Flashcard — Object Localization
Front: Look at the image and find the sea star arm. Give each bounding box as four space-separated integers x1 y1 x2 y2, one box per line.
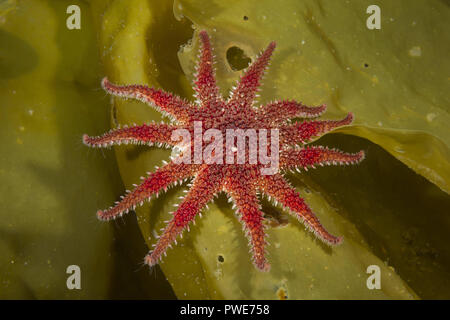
194 31 222 106
82 122 179 148
226 180 270 272
280 146 365 171
280 112 354 144
96 162 198 221
258 174 342 245
228 41 276 111
257 100 327 125
101 77 193 123
145 165 223 266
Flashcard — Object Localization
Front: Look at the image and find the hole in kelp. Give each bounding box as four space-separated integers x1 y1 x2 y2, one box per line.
226 46 251 71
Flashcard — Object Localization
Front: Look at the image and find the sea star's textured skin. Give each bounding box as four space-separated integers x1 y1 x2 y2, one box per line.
83 31 365 271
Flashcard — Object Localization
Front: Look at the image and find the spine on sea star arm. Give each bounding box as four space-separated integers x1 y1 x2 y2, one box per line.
259 174 343 245
228 41 276 111
194 31 221 106
258 100 327 125
280 146 365 171
227 182 270 272
144 165 223 266
101 77 193 123
281 112 354 144
82 123 178 148
96 163 195 221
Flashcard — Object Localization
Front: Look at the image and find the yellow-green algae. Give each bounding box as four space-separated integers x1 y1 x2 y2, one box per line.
0 0 120 298
174 0 450 194
2 0 449 299
0 0 175 299
91 0 450 299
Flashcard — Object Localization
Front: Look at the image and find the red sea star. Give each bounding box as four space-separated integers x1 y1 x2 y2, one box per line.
83 31 365 271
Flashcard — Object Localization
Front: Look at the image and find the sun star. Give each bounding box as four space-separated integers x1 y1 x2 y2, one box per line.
83 31 365 272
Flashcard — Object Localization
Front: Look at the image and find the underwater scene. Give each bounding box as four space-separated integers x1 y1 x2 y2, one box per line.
0 0 449 300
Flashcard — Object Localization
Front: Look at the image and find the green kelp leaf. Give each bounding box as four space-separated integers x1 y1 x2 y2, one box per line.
94 0 418 299
91 0 208 299
0 0 123 298
306 133 450 299
175 0 450 194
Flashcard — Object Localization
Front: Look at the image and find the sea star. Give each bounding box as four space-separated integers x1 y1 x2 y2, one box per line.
83 31 365 271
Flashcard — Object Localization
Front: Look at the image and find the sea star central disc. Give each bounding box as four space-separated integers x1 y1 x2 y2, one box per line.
83 31 365 271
